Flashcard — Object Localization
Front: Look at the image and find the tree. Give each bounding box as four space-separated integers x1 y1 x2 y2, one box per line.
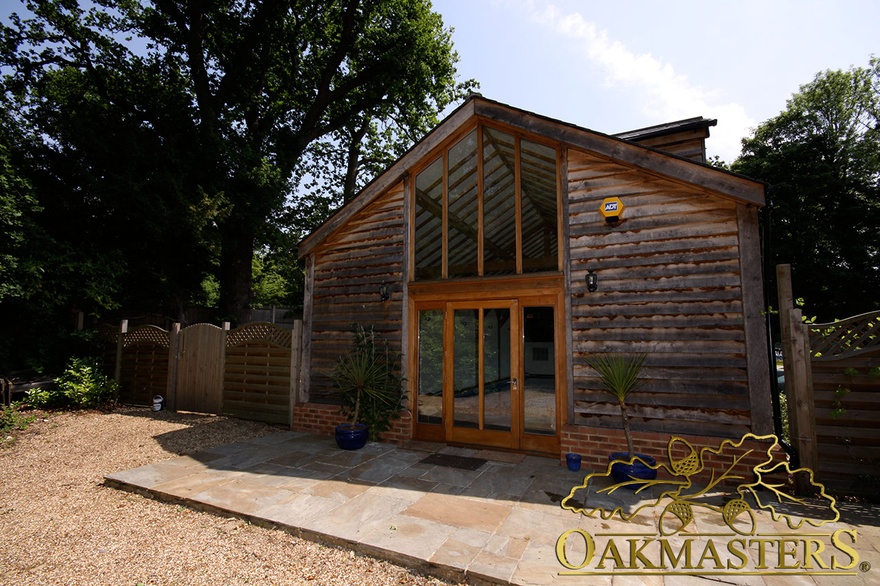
132 0 471 321
733 58 880 320
2 0 473 324
2 1 218 319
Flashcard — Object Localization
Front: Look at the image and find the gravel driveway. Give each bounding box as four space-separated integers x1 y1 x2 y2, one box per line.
0 406 461 585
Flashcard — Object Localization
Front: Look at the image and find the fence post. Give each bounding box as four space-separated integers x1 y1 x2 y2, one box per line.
167 323 181 411
776 264 819 493
290 320 303 429
785 310 819 485
220 321 230 416
114 319 128 385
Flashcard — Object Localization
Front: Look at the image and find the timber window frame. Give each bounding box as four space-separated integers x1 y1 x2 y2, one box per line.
410 120 563 282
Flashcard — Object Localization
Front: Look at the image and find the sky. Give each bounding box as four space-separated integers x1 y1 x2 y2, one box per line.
432 0 879 162
1 0 876 162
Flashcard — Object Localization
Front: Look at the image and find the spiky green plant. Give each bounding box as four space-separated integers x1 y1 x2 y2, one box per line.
330 325 405 441
586 352 647 458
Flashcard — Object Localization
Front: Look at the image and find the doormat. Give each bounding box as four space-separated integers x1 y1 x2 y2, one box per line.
420 453 488 471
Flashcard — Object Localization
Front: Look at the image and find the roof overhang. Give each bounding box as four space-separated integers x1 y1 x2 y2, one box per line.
298 96 764 258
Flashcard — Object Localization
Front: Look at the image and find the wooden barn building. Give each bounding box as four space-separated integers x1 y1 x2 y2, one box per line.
295 95 773 465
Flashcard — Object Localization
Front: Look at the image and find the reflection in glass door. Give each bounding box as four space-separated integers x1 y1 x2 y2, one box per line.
522 306 556 436
448 302 517 448
416 309 443 426
452 307 512 432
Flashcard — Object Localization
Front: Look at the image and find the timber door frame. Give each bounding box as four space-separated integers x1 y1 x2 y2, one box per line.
445 299 520 450
409 275 565 455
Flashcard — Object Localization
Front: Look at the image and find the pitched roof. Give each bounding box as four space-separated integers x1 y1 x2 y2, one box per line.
614 116 717 141
298 95 763 258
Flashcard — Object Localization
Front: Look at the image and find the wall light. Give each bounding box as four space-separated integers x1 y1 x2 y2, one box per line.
586 270 598 293
379 283 390 302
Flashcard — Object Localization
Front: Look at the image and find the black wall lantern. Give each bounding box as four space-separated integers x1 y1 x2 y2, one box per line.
586 270 598 293
379 283 390 302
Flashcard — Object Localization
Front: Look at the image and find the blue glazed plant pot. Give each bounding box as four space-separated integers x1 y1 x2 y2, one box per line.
565 453 582 471
609 452 658 488
335 423 369 450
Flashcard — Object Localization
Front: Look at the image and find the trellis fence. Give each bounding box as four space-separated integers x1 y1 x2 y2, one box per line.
777 265 880 498
99 320 302 425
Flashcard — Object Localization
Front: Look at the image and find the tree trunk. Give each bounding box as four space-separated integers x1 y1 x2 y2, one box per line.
342 119 370 203
218 224 254 324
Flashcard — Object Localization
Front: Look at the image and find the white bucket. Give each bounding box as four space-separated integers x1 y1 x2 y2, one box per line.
152 395 164 411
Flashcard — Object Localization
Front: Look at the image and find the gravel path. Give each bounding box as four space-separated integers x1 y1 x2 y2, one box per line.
0 407 461 585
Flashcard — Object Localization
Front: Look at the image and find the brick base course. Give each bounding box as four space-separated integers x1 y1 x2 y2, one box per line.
560 424 783 487
291 402 413 444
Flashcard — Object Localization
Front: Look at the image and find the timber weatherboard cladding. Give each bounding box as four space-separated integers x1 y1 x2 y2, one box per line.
567 149 753 437
307 184 406 403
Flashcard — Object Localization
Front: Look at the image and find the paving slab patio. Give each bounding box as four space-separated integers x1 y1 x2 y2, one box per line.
104 431 880 585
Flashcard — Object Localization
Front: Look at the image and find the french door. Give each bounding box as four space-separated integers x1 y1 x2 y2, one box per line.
413 294 561 454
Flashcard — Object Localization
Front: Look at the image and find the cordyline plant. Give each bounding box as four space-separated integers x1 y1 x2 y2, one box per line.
330 324 405 441
586 352 647 459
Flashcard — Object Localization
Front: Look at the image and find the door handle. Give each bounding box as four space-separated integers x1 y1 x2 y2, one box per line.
511 378 518 389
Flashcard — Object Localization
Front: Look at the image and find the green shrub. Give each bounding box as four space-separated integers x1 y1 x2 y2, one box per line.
27 357 118 409
1 403 37 440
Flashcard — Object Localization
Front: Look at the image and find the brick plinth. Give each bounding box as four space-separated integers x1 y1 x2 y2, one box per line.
291 403 413 444
560 424 783 486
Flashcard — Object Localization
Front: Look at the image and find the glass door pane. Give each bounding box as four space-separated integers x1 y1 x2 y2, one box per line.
522 306 556 435
483 308 512 431
453 309 480 429
417 309 443 424
452 306 513 433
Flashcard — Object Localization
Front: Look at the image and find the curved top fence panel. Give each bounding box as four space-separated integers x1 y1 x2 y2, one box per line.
809 310 880 360
123 325 170 348
226 322 292 349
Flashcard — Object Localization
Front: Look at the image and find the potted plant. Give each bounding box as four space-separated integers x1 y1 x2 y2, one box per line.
330 324 405 449
586 352 657 486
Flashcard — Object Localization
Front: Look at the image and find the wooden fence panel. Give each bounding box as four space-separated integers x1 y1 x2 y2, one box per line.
175 323 225 414
807 311 880 499
110 320 301 425
223 322 293 425
118 325 170 405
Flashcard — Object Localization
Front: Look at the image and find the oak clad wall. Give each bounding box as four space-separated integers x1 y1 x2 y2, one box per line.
303 183 406 404
567 149 755 438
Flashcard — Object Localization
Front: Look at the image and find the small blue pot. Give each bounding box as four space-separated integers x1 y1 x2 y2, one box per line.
335 423 369 450
609 452 658 488
565 453 582 471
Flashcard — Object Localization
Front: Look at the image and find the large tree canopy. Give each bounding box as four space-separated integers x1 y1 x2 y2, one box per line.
2 0 470 319
733 58 880 321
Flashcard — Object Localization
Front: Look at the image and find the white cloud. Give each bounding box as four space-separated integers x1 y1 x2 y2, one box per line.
523 0 755 161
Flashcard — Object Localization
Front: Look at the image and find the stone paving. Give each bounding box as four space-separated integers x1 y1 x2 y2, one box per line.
105 430 880 585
